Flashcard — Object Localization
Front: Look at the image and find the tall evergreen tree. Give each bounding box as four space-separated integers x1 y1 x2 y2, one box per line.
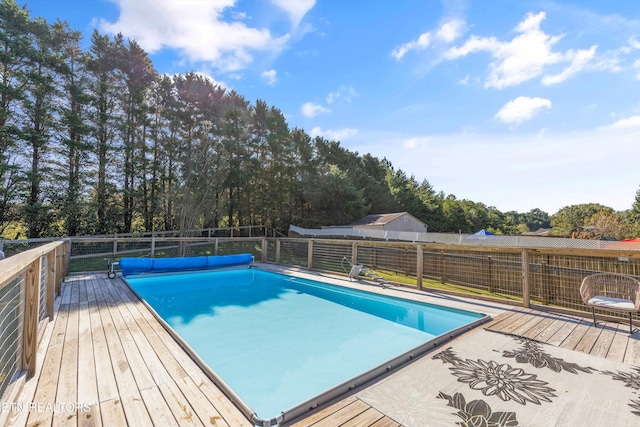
0 0 32 234
19 15 68 237
221 90 250 228
54 21 90 236
117 38 155 233
86 31 122 234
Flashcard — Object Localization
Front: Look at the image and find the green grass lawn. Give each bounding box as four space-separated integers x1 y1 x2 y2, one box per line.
371 268 524 302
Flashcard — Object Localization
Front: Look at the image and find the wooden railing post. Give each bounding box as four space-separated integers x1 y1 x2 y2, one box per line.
522 248 530 308
416 244 423 290
151 235 156 258
261 238 267 262
276 239 281 264
46 250 55 320
351 242 357 264
55 246 63 295
23 259 41 378
307 239 313 270
214 238 219 255
487 255 494 293
65 239 71 276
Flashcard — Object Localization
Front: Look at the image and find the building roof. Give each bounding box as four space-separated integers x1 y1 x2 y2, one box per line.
523 228 552 236
348 212 413 227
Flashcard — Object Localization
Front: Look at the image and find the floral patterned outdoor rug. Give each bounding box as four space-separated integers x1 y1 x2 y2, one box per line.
357 329 640 426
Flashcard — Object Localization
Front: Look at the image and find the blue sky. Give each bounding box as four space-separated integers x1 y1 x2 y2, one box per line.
23 0 640 215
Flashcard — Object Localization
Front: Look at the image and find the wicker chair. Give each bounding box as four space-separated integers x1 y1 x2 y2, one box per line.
580 273 640 333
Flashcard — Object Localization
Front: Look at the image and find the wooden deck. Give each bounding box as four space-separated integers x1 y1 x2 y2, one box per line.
9 276 640 427
484 307 640 364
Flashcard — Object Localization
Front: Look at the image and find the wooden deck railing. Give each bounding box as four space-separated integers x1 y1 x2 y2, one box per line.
270 238 640 323
0 240 70 414
52 234 640 323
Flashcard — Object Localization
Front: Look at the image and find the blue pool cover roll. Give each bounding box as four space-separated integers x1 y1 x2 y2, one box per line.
119 253 253 276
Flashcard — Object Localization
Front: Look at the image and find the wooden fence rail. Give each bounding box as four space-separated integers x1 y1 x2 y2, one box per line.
0 240 69 422
268 238 640 323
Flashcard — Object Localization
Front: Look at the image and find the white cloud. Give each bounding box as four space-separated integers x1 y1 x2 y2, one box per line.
301 102 331 117
495 96 552 125
602 115 640 129
630 37 640 49
392 32 431 60
392 19 465 60
309 127 358 141
99 0 290 72
351 127 640 214
402 137 430 149
261 69 277 85
633 60 640 80
444 12 597 89
436 19 465 43
326 85 358 104
269 0 315 27
542 46 597 85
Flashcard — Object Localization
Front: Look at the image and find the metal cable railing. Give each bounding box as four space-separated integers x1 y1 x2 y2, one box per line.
0 274 24 398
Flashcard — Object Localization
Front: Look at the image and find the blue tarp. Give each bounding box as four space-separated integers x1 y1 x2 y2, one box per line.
473 229 495 236
119 253 253 276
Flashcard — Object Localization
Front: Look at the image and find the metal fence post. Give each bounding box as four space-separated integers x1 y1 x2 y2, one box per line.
308 239 313 270
261 238 267 262
276 239 281 264
113 232 118 255
214 238 219 255
151 236 156 258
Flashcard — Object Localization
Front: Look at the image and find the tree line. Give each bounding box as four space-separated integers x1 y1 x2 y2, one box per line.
1 0 638 240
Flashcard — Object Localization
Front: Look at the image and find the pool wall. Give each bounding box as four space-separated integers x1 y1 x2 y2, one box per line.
125 265 491 426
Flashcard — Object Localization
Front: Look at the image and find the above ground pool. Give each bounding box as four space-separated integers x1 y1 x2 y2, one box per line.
126 267 488 426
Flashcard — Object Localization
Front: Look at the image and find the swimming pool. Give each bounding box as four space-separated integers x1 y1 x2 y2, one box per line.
126 267 488 425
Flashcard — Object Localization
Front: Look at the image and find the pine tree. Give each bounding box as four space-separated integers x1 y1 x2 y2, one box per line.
0 0 32 234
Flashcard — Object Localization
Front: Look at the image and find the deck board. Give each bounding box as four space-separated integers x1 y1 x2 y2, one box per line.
287 396 358 427
606 329 629 362
507 311 552 336
139 386 181 427
486 308 640 363
305 399 370 426
85 280 119 403
52 281 80 427
26 282 71 427
623 333 640 365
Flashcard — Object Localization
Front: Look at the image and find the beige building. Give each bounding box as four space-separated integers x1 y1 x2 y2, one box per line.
329 212 428 233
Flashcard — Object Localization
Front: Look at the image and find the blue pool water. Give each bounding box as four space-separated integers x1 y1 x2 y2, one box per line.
127 268 485 419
